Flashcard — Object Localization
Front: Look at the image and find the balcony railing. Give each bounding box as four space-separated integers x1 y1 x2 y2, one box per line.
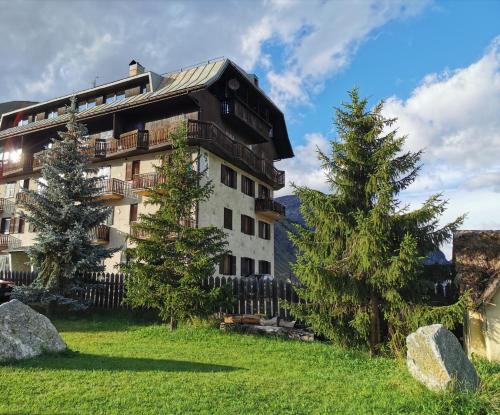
0 234 21 251
90 224 110 245
2 154 33 177
131 173 167 195
186 120 285 189
95 178 130 201
106 130 149 156
255 198 286 219
15 191 33 206
129 218 196 240
221 97 272 143
32 151 44 171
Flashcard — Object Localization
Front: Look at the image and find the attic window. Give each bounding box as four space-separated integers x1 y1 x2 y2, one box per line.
47 110 58 119
78 99 96 111
17 117 29 127
105 91 125 104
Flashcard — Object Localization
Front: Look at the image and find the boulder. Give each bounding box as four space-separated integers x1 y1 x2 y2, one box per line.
0 299 66 362
406 324 479 391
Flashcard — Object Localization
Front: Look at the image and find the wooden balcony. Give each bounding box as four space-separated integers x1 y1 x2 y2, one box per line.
221 97 272 144
2 154 33 177
186 120 285 189
129 218 196 240
90 224 110 245
15 191 33 206
0 199 6 215
32 151 44 172
131 173 166 196
0 235 21 251
255 198 286 220
106 130 149 157
95 178 129 201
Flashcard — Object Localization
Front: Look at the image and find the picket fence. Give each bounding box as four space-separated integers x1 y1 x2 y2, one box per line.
0 271 301 317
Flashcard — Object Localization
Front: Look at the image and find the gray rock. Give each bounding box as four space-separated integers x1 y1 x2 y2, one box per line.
0 299 66 362
406 324 479 391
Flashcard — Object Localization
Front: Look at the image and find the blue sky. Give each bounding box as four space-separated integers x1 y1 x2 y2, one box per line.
0 0 498 257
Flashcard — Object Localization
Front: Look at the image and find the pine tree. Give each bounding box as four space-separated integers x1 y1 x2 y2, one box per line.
289 89 467 355
18 97 116 296
121 123 229 329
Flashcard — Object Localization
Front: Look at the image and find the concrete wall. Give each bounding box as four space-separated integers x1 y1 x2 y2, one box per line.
0 148 276 276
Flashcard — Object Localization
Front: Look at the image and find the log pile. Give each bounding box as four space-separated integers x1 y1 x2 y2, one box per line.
221 314 314 342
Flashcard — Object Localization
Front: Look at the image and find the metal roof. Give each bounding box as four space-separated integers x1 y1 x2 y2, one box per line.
0 59 228 140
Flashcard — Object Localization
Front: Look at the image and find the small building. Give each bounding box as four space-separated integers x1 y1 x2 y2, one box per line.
453 230 500 362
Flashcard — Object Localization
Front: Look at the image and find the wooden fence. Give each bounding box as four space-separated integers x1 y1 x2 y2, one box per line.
0 271 301 317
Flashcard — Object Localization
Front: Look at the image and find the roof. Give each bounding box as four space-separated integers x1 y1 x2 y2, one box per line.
453 230 500 307
0 59 227 139
0 101 38 116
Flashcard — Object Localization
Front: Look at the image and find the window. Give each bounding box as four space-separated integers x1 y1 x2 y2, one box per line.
47 110 58 119
259 260 271 275
258 184 270 199
17 118 29 127
129 204 138 223
116 91 125 101
221 165 237 188
241 257 255 277
258 221 271 240
0 218 10 234
21 179 29 190
223 208 233 230
97 166 111 179
4 182 16 198
105 93 116 104
241 175 255 197
219 255 236 275
241 215 255 235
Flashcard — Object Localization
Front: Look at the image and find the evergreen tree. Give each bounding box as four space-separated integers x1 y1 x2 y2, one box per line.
121 123 229 329
18 97 116 295
289 89 467 355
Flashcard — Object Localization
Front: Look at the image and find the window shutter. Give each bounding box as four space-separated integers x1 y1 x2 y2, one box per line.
125 162 133 181
231 256 236 275
57 107 65 116
18 217 25 234
36 112 45 121
9 216 16 234
129 204 138 223
132 160 140 176
95 96 104 105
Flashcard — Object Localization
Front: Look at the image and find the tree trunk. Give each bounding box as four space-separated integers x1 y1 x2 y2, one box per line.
369 291 381 356
170 315 178 331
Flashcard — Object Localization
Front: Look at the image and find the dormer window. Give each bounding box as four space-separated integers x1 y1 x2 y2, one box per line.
17 117 29 127
105 91 125 104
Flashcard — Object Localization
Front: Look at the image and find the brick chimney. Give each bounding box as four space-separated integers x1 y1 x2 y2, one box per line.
129 60 145 77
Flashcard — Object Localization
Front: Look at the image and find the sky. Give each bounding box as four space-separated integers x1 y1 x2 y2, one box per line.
0 0 499 258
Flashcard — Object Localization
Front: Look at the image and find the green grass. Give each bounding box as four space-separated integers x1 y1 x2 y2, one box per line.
0 315 498 415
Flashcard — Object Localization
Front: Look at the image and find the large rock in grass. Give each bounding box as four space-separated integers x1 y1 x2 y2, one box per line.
0 299 66 362
406 324 479 391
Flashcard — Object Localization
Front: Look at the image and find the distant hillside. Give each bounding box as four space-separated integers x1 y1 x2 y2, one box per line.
0 101 38 116
274 194 449 281
274 195 302 281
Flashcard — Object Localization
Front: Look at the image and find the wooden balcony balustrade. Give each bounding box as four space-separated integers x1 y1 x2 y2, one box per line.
2 154 33 177
0 234 21 251
32 151 44 171
131 172 167 195
255 198 286 220
106 130 149 156
95 178 129 201
90 224 110 245
221 97 272 143
0 198 6 214
129 218 196 240
15 191 33 206
185 119 285 189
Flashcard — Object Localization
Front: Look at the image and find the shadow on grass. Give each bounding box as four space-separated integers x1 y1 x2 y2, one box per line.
5 351 242 373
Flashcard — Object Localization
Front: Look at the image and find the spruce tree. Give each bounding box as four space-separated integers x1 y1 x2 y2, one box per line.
18 97 115 295
121 123 229 329
289 89 467 355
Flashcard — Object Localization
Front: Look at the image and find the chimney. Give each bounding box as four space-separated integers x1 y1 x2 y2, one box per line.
129 60 145 77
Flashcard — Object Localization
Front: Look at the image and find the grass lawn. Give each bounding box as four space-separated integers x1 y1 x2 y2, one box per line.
0 315 498 415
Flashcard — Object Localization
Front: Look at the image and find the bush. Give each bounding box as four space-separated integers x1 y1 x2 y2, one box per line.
11 285 89 313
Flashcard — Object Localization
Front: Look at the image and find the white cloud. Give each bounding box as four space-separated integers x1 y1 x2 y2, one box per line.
0 0 428 108
275 132 329 195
